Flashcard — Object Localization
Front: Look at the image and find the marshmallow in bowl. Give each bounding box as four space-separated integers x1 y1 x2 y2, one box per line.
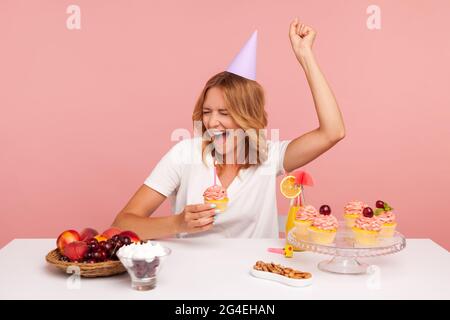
117 241 167 265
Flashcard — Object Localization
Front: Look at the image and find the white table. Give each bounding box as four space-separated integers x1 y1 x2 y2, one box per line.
0 238 448 299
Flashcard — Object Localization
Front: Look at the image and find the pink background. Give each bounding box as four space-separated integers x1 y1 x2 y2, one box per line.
1 0 449 249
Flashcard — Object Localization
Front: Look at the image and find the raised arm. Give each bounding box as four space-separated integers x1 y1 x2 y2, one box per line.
283 18 346 173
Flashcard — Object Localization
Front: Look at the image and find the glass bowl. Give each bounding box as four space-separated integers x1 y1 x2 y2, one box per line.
117 244 171 290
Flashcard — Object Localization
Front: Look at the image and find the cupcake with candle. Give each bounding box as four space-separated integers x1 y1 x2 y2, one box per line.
308 205 339 245
374 200 397 238
352 207 382 246
343 200 367 228
203 185 229 213
294 205 318 241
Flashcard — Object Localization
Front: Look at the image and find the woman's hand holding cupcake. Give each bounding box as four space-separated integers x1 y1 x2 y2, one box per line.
176 204 219 235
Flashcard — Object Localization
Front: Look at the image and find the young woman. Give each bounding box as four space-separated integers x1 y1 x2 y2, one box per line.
112 19 345 239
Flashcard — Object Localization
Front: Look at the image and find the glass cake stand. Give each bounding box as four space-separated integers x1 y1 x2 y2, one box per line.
287 222 406 274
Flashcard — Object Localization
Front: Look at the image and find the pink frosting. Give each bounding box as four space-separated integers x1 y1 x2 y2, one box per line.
311 214 339 231
354 216 382 231
295 205 318 221
377 211 396 224
203 185 227 200
344 200 367 215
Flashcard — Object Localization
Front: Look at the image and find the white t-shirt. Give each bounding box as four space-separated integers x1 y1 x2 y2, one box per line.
144 137 291 238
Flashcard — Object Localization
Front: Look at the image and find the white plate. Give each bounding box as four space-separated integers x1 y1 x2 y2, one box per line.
250 268 313 287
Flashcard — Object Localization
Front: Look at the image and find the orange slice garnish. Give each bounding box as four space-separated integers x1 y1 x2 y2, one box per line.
280 175 302 198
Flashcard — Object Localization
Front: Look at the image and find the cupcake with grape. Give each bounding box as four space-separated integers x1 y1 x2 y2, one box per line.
308 205 339 245
294 205 318 241
343 200 367 228
374 200 397 238
203 185 229 213
352 207 382 246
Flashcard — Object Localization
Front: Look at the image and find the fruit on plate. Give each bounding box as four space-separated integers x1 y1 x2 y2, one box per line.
102 227 122 239
56 230 80 253
56 227 141 263
63 241 89 262
79 228 98 241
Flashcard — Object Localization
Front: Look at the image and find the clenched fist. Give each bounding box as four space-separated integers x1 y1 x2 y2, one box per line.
289 18 317 63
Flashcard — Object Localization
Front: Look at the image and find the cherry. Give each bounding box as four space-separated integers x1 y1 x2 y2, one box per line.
376 200 385 209
122 236 131 245
98 250 108 261
133 261 149 279
88 242 99 252
319 205 331 215
92 251 102 261
112 235 121 242
363 207 374 218
104 242 113 253
87 238 98 245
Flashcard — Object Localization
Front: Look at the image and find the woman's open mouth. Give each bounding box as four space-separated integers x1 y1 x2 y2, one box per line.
210 130 230 142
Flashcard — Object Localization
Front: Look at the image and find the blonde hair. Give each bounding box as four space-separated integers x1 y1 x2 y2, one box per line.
192 71 268 171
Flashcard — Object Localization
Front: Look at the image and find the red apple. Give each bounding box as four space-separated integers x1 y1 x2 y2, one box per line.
63 241 88 262
56 230 80 253
120 231 140 243
102 227 122 239
79 227 98 241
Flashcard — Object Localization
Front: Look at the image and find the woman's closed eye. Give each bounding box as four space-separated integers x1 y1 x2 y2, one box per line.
203 110 229 116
